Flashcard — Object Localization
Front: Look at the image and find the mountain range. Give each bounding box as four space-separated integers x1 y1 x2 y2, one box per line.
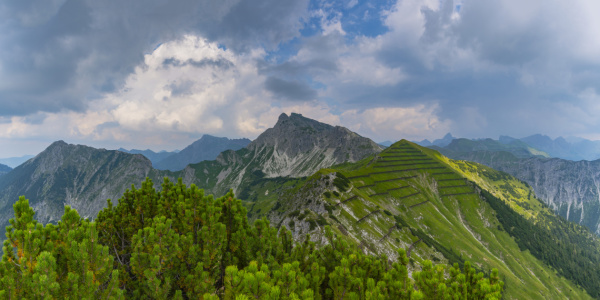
117 148 177 165
119 135 251 171
419 133 600 161
0 113 381 232
431 137 550 159
520 134 600 161
0 155 34 168
416 133 456 147
0 113 599 298
153 134 250 171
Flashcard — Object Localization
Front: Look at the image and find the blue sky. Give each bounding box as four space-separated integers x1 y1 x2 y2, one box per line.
1 0 600 157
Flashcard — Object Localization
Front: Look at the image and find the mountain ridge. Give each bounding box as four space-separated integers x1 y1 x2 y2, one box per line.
117 148 177 165
0 140 157 227
154 134 250 171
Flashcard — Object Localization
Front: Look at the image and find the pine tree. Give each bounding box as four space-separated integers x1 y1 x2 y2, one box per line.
0 178 504 299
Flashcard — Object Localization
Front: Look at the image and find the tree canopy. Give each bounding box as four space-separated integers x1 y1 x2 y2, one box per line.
0 177 503 299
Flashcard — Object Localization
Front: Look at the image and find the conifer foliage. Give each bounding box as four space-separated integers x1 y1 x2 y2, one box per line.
0 178 503 299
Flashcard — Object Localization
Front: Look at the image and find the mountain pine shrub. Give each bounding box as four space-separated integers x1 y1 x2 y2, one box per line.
0 177 503 299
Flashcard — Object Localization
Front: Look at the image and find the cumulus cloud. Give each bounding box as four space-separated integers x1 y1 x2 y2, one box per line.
0 0 309 116
0 36 343 152
340 104 451 141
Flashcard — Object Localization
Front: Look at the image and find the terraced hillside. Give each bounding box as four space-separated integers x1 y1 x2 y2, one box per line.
269 140 591 299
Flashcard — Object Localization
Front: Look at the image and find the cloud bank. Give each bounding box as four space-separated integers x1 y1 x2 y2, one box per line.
1 0 600 156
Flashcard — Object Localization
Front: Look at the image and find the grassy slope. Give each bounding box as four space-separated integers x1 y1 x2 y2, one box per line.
429 147 550 220
270 140 590 299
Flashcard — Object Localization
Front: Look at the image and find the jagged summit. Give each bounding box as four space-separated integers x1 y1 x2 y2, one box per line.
274 112 333 130
50 140 68 147
246 112 382 177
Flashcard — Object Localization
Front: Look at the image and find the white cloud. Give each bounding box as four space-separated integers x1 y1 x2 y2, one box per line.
337 50 405 86
314 9 346 36
340 103 451 141
347 0 358 9
382 0 438 46
0 36 274 150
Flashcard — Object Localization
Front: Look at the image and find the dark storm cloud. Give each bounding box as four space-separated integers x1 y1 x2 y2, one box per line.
0 0 309 116
264 76 317 101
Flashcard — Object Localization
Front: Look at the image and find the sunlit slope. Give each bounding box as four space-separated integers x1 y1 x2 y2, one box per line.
270 140 590 299
441 156 550 220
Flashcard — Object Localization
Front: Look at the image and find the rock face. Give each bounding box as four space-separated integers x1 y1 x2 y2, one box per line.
0 141 156 228
454 152 600 235
154 135 250 171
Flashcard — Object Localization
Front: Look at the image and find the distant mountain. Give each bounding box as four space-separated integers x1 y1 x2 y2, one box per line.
0 141 158 229
378 140 394 147
0 164 11 177
117 148 177 165
432 138 549 160
0 155 35 168
415 133 455 147
154 135 251 171
520 134 600 161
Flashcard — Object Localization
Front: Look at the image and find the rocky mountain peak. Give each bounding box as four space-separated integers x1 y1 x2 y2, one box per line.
244 112 382 177
0 141 154 226
272 113 333 132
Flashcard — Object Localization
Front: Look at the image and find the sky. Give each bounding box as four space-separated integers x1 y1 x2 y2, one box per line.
1 0 600 157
